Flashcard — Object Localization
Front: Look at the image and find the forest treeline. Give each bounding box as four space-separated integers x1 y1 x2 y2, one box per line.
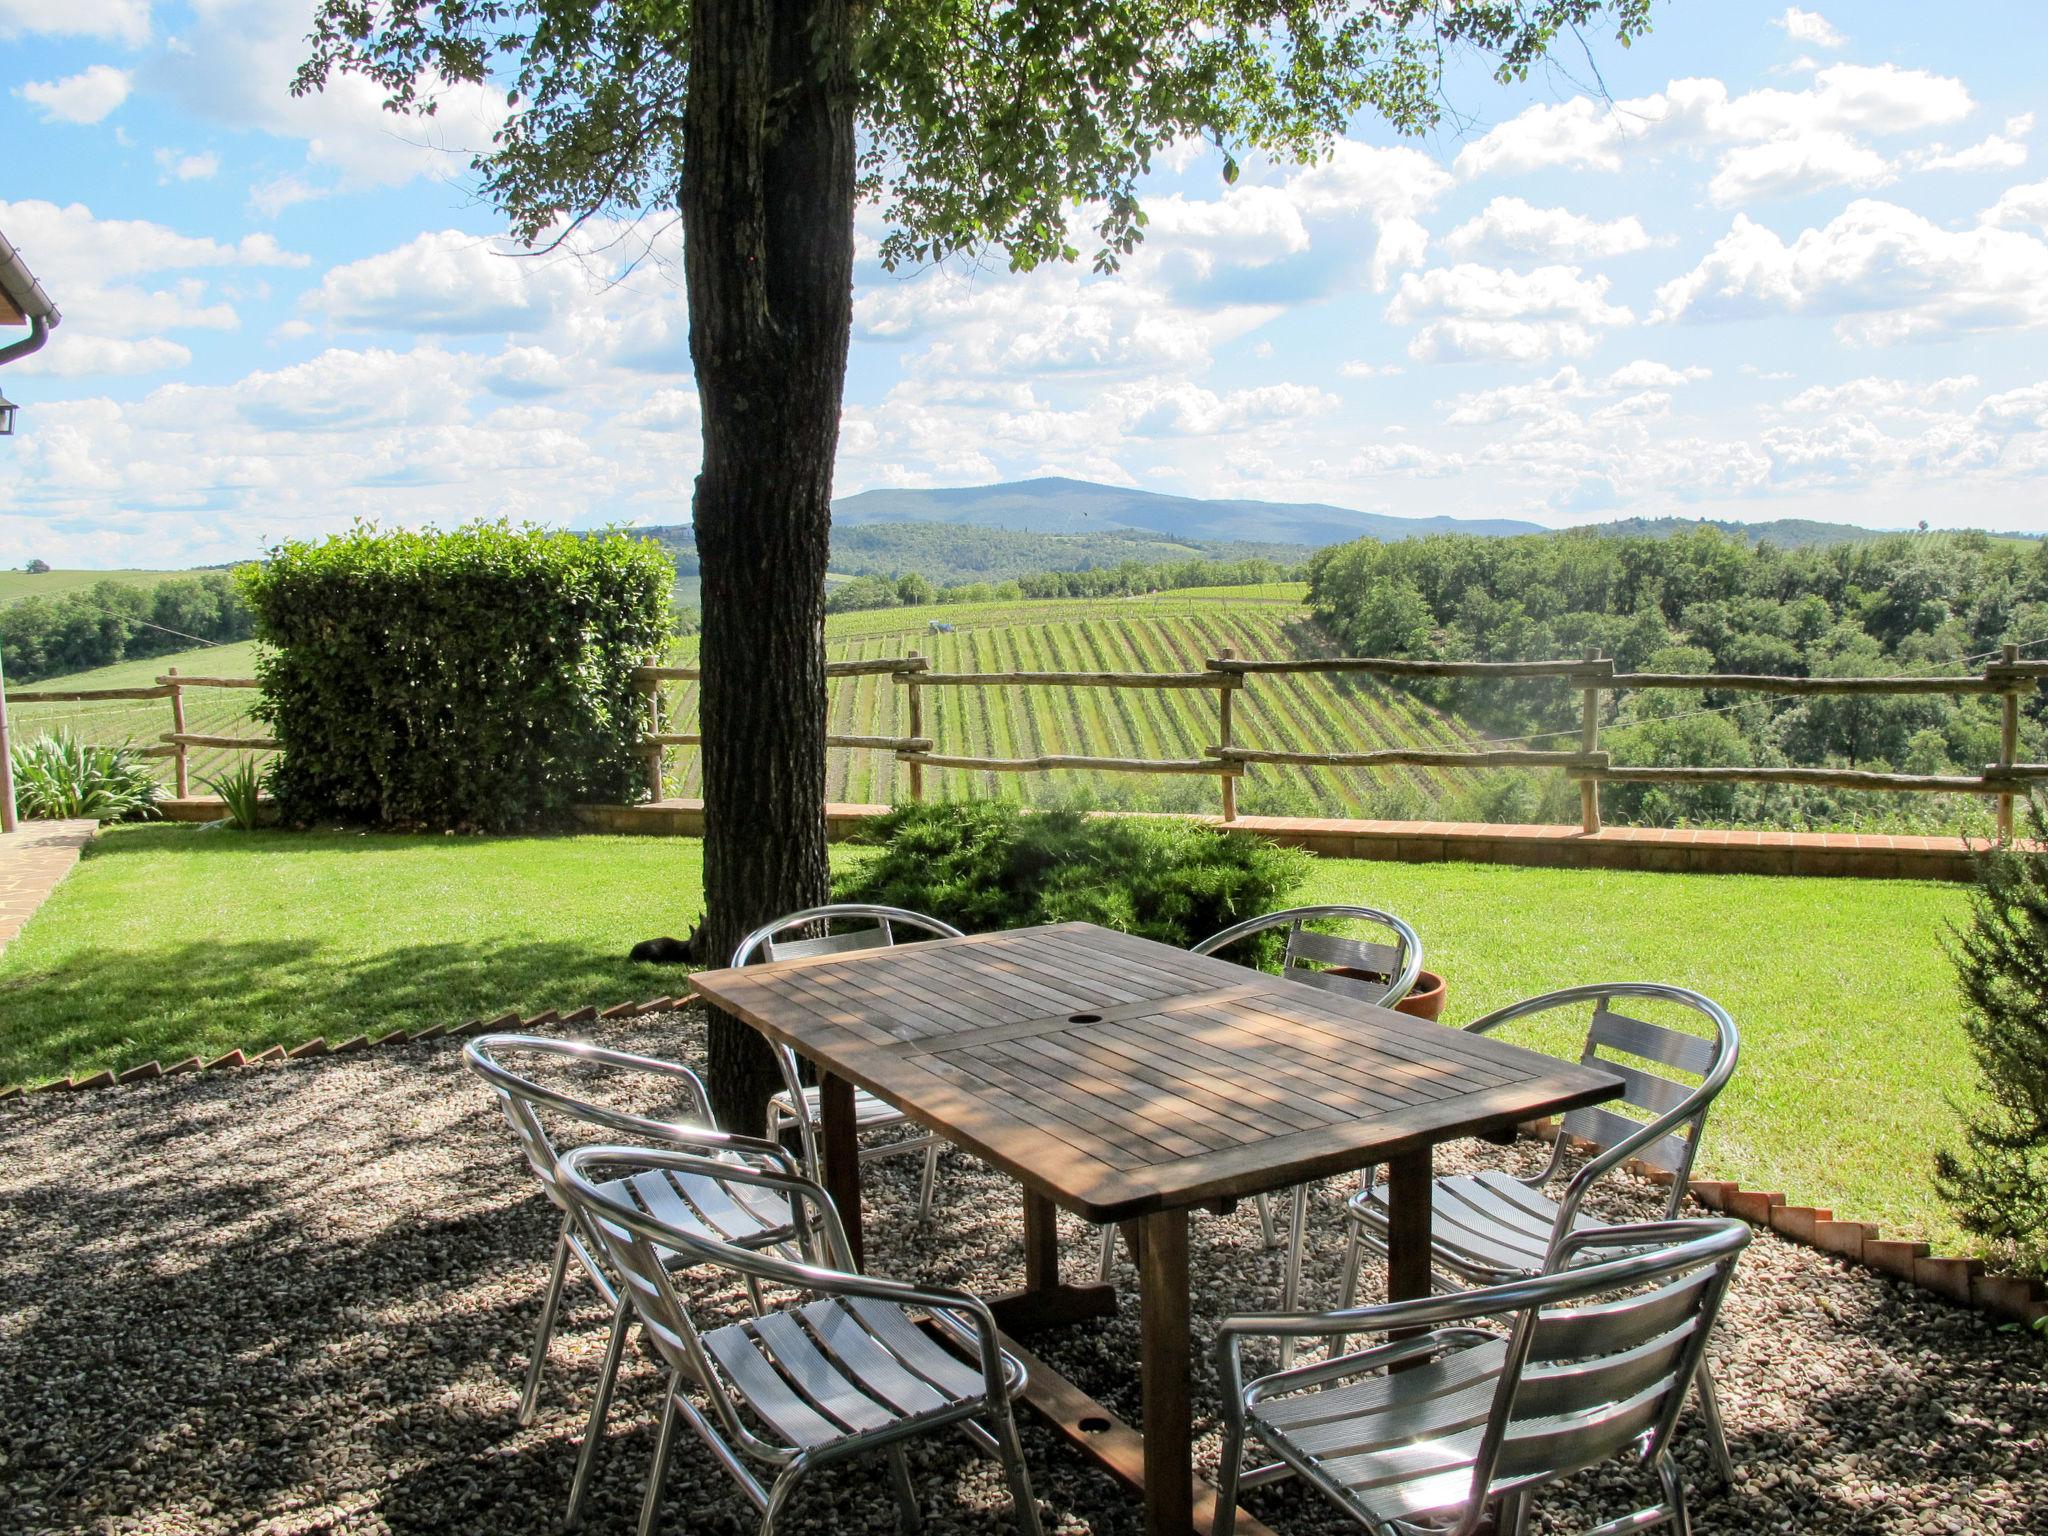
1308 526 2048 830
825 555 1301 613
0 573 254 683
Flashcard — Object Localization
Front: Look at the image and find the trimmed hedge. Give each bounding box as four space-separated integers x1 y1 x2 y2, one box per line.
241 522 673 831
832 801 1309 952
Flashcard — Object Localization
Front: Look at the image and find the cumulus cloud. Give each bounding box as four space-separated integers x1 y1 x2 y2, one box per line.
154 148 220 183
1443 197 1656 261
1655 201 2048 343
18 65 132 124
1456 65 1974 206
1983 178 2048 231
1387 264 1633 363
304 232 590 335
0 0 148 47
1911 133 2029 175
1774 8 1845 49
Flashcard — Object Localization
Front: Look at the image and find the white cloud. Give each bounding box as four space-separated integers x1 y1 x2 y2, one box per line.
18 65 132 125
1387 264 1633 363
1655 201 2048 344
154 148 220 183
1775 8 1845 49
1605 360 1711 390
1984 178 2048 231
1443 197 1656 261
305 231 589 335
0 199 308 285
1456 65 1974 207
15 336 193 377
1781 375 1980 415
1114 380 1338 437
1339 360 1403 379
0 0 148 47
1912 134 2029 175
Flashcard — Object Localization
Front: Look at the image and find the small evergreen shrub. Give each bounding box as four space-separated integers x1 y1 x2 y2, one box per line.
832 801 1309 950
1937 797 2048 1278
240 522 672 831
9 731 159 821
198 758 266 830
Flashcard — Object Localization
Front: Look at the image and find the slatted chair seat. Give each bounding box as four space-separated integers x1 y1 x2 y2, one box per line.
701 1295 1025 1452
1352 1169 1594 1282
1215 1220 1750 1536
768 1081 922 1137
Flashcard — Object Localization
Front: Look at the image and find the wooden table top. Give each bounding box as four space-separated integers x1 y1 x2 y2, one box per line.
690 922 1622 1223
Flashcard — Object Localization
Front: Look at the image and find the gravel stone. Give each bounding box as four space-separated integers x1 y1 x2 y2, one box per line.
1 1005 2042 1534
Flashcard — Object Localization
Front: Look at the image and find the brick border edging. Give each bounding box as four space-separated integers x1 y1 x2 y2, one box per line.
1522 1118 2048 1331
0 993 697 1100
5 1009 2040 1332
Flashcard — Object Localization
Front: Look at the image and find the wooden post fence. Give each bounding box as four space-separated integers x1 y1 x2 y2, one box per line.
1579 647 1601 835
906 651 925 803
1217 646 1237 823
643 662 665 801
0 636 15 833
1998 641 2020 842
166 666 189 799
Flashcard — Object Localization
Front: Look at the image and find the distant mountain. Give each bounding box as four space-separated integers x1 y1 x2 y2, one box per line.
1585 515 1891 549
632 520 1311 588
830 477 1544 546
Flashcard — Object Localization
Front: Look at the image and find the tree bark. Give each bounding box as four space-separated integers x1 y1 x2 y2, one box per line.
684 0 857 1128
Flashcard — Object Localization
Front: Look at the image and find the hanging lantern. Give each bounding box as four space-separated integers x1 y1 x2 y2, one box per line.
0 390 16 437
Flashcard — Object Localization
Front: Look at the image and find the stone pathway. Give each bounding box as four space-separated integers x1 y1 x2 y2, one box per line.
0 818 96 954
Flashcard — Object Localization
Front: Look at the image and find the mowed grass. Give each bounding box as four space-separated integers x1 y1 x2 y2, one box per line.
0 823 1976 1248
6 639 269 789
0 568 179 605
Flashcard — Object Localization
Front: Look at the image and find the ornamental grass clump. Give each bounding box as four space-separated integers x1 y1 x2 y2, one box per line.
9 731 159 821
832 800 1308 954
1938 796 2048 1280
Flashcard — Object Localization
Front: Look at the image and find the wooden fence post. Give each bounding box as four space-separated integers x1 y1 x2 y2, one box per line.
644 667 665 802
167 666 190 799
1997 642 2020 842
905 652 924 803
1217 646 1237 823
1579 647 1602 835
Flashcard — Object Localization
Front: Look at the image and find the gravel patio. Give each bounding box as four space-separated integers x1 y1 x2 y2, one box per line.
2 1005 2042 1536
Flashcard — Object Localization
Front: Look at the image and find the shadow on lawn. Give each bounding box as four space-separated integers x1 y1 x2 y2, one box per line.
0 934 671 1086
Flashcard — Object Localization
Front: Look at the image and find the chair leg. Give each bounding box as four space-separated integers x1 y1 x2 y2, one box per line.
990 1404 1045 1536
916 1140 941 1221
1277 1186 1309 1371
1498 1489 1531 1536
760 1461 808 1536
1212 1413 1244 1536
1691 1354 1737 1488
887 1446 924 1533
1254 1191 1277 1248
1338 1219 1362 1310
1658 1446 1694 1536
520 1216 575 1425
637 1379 683 1536
565 1296 633 1530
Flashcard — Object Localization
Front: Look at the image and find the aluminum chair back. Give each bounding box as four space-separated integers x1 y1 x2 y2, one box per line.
1216 1217 1749 1536
1471 983 1738 1227
730 905 963 1174
1193 903 1424 1008
556 1144 1042 1535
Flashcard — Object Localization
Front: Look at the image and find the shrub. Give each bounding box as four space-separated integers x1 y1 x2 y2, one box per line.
240 522 673 831
832 801 1309 950
199 758 266 830
9 731 159 821
1937 797 2048 1278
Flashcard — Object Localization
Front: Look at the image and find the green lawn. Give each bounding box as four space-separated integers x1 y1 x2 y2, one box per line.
0 568 180 606
0 824 1976 1248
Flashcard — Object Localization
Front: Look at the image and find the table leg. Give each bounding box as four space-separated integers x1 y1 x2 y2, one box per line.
990 1189 1118 1331
819 1072 862 1270
1139 1208 1193 1536
1385 1146 1434 1302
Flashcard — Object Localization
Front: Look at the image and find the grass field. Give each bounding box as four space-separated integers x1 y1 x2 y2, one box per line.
6 639 269 791
0 822 1977 1250
0 568 179 605
664 593 1484 816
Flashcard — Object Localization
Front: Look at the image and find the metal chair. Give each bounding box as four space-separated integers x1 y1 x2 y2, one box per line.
557 1143 1044 1536
1339 983 1742 1483
733 905 963 1220
464 1035 809 1525
1097 903 1425 1361
1215 1217 1751 1536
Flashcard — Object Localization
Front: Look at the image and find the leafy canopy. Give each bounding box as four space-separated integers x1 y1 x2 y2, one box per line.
299 1 1654 271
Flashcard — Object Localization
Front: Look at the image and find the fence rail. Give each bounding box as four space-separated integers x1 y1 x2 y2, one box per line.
7 649 2042 836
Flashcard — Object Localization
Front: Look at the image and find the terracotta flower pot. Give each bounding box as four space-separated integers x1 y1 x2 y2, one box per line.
1327 966 1448 1022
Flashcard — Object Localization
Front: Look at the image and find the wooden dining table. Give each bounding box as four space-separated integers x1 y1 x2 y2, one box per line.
688 921 1623 1536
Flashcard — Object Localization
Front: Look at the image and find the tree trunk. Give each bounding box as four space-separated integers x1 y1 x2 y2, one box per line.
685 0 857 1129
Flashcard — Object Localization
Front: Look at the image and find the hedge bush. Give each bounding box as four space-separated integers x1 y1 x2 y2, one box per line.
831 801 1309 951
241 522 673 831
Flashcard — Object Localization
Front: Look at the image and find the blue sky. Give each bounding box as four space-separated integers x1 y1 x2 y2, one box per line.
2 1 2046 568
